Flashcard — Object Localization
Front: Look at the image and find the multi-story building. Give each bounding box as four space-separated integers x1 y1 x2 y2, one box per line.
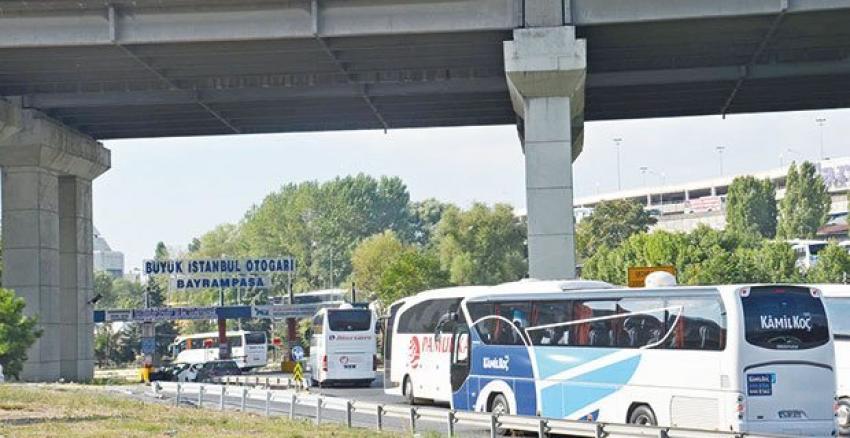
575 157 850 239
93 227 125 277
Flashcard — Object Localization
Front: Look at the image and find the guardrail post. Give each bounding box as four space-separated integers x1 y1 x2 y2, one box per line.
409 407 417 433
240 388 248 412
265 390 272 416
175 383 182 407
316 397 323 425
198 385 205 408
220 386 226 411
658 429 670 438
595 423 605 438
290 394 297 420
490 414 498 438
447 410 455 437
265 377 270 389
376 405 383 431
345 400 353 428
255 376 260 386
538 418 548 438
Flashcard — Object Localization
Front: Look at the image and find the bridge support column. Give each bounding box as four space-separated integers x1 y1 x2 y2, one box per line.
504 26 586 280
0 100 110 381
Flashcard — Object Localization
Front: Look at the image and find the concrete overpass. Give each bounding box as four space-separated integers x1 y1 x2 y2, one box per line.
3 0 850 380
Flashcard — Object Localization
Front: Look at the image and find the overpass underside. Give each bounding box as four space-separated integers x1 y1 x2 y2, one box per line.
2 0 850 381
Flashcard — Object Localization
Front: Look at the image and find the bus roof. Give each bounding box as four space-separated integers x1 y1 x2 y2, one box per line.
389 279 614 308
810 283 850 297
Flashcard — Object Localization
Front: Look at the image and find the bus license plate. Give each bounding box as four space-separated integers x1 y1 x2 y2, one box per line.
778 410 805 419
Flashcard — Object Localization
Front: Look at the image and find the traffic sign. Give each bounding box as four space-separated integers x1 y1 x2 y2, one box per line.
627 265 677 287
291 345 305 361
141 337 156 355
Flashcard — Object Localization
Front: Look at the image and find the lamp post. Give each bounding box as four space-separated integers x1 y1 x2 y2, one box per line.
613 138 623 191
715 146 726 176
815 117 826 160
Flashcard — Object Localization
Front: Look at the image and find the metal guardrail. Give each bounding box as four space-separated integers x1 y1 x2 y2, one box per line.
154 380 788 438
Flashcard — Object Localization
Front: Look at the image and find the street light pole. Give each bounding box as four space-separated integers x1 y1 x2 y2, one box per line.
816 117 826 160
613 138 623 191
715 146 726 176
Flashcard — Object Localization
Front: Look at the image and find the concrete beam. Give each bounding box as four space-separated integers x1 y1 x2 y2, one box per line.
0 100 111 179
0 0 521 48
2 0 850 48
21 75 509 109
504 26 586 159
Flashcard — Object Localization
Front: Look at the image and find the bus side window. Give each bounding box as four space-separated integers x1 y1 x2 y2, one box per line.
572 300 617 347
665 297 726 351
529 301 571 346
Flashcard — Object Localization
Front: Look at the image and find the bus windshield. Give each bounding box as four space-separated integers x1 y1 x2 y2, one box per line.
825 298 850 337
244 332 266 345
741 286 829 350
328 309 371 332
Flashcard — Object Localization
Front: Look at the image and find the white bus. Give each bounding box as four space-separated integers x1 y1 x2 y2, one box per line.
387 281 838 436
821 284 850 435
309 305 378 387
789 239 829 270
171 330 268 371
383 281 612 404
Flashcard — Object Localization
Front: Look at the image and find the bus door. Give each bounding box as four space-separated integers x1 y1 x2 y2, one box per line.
383 302 404 388
450 324 471 410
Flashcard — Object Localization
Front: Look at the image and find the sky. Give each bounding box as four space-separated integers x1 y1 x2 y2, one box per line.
41 107 850 270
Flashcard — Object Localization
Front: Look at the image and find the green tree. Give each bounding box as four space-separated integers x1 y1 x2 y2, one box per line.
376 250 449 304
725 176 777 238
408 198 452 246
435 203 526 285
93 271 115 309
581 226 800 286
188 237 202 253
777 162 832 239
576 199 657 259
240 174 414 292
154 241 170 261
0 288 42 379
807 243 850 283
351 231 407 294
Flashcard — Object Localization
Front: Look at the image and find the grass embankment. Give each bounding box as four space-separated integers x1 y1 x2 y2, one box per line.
0 384 396 438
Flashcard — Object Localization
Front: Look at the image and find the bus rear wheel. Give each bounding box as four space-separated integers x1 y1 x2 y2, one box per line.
628 404 657 427
837 398 850 436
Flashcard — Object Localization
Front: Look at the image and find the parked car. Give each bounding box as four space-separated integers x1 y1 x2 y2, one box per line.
194 360 242 382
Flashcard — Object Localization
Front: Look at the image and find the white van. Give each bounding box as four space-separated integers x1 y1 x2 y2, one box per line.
309 305 377 387
820 284 850 435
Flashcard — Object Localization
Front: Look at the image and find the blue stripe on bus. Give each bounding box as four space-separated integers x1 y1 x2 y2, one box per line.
539 354 641 419
533 347 614 380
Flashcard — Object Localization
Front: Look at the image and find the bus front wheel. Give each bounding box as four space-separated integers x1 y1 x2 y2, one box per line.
403 376 416 405
489 394 512 436
837 398 850 436
628 404 657 427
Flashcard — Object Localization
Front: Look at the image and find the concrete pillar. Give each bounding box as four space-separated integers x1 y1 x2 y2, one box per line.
1 166 61 380
505 27 586 280
59 176 95 380
0 100 109 381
